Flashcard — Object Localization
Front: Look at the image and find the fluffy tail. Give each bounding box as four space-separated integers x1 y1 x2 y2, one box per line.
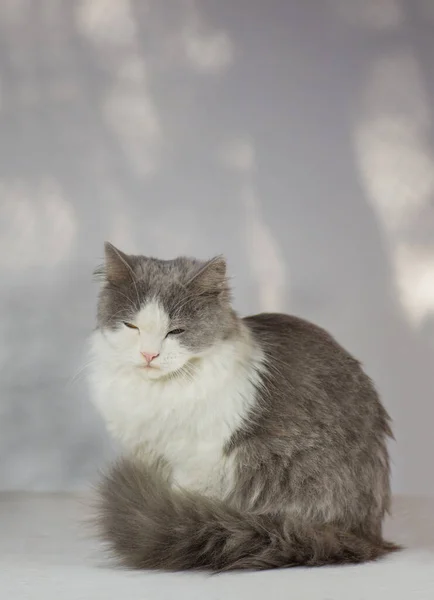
96 458 399 572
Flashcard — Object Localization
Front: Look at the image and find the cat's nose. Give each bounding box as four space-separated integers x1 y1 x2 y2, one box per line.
140 351 159 364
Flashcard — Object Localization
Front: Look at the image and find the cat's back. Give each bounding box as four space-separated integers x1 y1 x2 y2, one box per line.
244 312 356 368
243 312 382 417
240 312 392 458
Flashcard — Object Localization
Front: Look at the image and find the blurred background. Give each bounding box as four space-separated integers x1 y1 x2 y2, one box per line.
0 0 433 495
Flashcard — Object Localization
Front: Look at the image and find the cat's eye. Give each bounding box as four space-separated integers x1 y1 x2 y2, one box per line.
123 322 139 330
166 328 185 336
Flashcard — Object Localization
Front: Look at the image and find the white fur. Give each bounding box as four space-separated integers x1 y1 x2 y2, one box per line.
98 301 193 380
88 301 264 498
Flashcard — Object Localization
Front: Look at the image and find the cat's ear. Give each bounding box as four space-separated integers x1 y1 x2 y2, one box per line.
95 242 135 284
188 256 228 296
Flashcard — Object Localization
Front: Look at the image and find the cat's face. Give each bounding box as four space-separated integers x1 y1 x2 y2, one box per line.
94 243 235 380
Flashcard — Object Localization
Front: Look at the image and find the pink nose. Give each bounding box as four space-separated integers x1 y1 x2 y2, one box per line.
141 351 159 364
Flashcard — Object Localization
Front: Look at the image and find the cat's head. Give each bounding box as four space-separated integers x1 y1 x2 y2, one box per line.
93 242 236 380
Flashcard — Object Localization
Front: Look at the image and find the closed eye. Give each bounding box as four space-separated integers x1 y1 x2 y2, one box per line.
166 328 185 336
123 322 139 330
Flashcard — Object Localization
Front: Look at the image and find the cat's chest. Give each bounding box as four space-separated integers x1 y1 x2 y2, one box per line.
91 364 255 493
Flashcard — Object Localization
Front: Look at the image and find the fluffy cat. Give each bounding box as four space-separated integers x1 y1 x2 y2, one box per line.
88 242 399 571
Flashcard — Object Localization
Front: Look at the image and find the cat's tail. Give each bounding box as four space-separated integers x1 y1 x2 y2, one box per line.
95 457 400 572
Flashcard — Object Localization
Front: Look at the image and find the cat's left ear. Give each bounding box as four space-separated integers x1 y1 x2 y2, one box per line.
94 242 135 284
188 256 229 297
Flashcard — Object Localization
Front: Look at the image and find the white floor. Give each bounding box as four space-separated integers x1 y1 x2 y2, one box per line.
1 494 433 600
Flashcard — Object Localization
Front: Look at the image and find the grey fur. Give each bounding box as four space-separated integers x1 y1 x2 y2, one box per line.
94 245 399 571
95 242 236 351
98 458 397 572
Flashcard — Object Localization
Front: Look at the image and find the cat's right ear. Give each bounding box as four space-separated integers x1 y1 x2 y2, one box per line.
94 242 134 284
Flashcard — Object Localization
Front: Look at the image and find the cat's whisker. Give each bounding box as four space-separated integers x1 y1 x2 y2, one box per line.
67 359 98 387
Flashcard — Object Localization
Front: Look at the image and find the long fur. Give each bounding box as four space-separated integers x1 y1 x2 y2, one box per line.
97 458 399 572
90 248 399 572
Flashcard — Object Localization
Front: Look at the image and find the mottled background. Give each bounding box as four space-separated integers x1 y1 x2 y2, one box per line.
1 0 433 494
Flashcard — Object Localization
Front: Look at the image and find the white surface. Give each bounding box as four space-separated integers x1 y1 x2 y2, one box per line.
1 494 433 600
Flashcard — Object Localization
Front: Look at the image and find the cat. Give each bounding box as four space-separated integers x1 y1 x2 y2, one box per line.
88 242 399 571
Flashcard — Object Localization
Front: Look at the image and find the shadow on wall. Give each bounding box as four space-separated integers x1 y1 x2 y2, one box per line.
0 0 433 493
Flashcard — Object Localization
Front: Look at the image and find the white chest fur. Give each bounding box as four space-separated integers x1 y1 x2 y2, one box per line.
89 331 263 497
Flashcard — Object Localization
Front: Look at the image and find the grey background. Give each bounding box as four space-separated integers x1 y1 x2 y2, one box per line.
1 0 433 494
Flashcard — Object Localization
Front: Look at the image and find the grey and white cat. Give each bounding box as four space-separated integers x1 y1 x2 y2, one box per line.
88 242 399 571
